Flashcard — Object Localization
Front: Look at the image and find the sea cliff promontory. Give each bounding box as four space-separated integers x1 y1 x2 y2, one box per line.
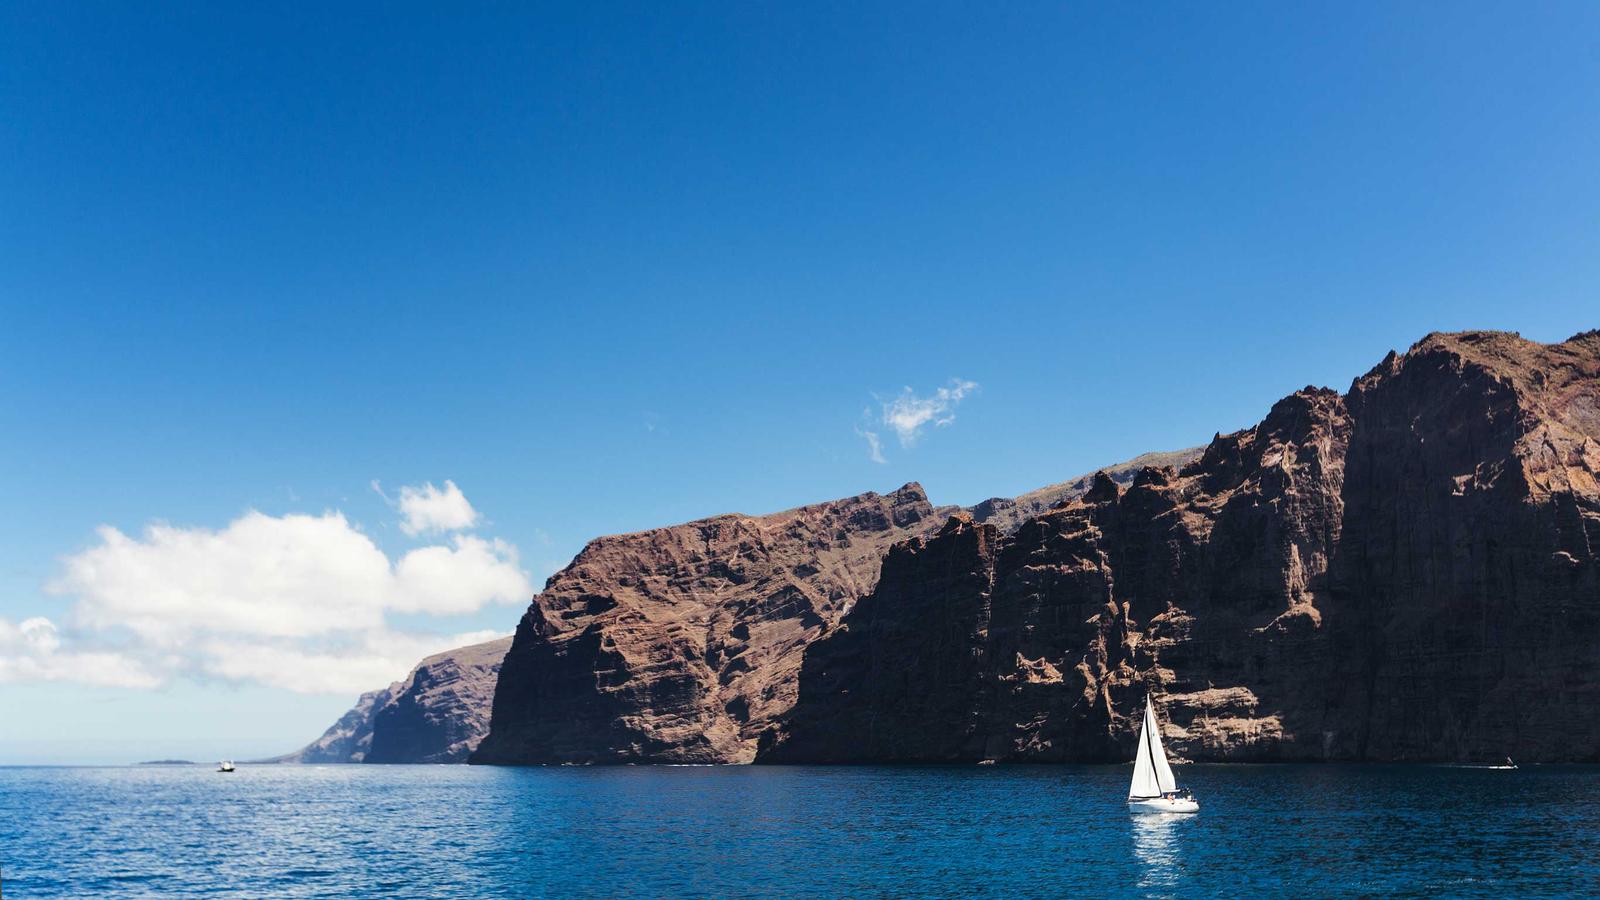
291 330 1600 765
764 330 1600 763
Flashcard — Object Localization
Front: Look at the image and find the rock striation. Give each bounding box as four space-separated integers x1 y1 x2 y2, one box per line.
366 637 513 764
472 485 937 764
762 331 1600 764
273 636 511 764
266 683 399 763
306 329 1597 766
286 453 1190 765
966 447 1203 533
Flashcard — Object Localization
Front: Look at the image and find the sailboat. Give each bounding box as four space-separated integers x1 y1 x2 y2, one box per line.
217 760 235 773
1128 695 1198 814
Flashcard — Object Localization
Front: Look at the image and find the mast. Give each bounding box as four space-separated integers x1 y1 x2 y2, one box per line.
1144 697 1161 793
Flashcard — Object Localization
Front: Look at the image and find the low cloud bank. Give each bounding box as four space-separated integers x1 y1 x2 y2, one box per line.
3 481 526 695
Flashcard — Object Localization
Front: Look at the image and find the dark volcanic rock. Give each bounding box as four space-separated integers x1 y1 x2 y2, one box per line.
1323 331 1600 761
272 636 510 764
266 683 400 763
765 331 1600 764
366 637 513 764
288 453 1189 766
757 513 1003 761
967 447 1204 533
473 484 937 764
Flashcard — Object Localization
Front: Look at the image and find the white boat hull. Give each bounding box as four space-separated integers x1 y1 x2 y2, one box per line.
1128 797 1199 814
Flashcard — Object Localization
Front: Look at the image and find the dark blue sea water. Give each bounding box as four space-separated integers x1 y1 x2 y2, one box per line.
2 764 1598 897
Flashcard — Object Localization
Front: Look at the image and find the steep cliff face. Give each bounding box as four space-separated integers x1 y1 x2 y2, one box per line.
365 637 513 764
286 451 1190 765
766 331 1600 764
756 514 1003 761
1323 331 1600 761
472 484 937 764
272 637 510 764
266 683 400 763
768 385 1350 762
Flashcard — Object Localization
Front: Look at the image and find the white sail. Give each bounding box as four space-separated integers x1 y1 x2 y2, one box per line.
1128 696 1178 799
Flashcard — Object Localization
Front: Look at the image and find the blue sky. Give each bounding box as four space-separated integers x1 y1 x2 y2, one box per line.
3 2 1597 763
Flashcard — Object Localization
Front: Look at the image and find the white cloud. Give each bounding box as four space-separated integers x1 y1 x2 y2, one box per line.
197 628 507 695
14 483 533 695
390 536 531 615
0 617 160 689
57 512 397 643
392 480 479 536
869 379 978 455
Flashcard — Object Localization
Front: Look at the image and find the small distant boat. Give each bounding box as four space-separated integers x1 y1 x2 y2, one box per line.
217 760 235 773
1452 756 1519 770
1128 695 1198 814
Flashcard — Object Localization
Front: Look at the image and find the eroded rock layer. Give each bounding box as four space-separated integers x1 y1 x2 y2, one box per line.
267 683 400 763
763 331 1600 763
286 454 1190 765
273 636 510 764
366 637 513 764
472 485 937 764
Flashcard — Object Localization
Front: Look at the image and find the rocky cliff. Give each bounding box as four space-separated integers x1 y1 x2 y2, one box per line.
763 331 1600 764
273 636 510 764
365 637 513 763
287 452 1190 765
472 485 937 764
304 330 1596 766
265 683 399 763
967 447 1203 532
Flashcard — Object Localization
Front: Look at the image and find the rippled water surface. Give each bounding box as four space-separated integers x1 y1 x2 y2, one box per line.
3 764 1598 897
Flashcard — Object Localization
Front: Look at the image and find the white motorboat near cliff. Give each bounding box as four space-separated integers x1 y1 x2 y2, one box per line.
1128 696 1198 814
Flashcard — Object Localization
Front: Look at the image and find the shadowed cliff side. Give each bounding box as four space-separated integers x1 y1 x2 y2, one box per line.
472 485 937 764
260 682 401 763
1322 330 1600 761
764 330 1600 764
267 636 511 764
365 637 513 764
285 450 1196 765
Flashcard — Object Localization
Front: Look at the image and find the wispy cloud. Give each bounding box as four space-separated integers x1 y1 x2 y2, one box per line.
12 483 530 695
859 428 887 464
860 378 978 461
883 379 978 446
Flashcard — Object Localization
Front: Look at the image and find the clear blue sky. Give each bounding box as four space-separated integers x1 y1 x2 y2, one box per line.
3 2 1597 763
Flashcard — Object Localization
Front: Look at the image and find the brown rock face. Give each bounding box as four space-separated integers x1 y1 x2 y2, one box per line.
967 447 1204 533
286 450 1190 766
1323 331 1600 761
365 637 513 764
472 484 936 764
264 683 400 763
271 636 510 764
764 331 1600 763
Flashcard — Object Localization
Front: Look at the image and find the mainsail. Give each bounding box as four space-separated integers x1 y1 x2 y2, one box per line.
1128 695 1178 799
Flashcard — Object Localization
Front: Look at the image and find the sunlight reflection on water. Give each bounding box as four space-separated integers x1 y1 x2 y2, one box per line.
2 764 1599 897
1130 813 1188 895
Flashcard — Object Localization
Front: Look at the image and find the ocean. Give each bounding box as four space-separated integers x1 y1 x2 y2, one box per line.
2 763 1596 897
